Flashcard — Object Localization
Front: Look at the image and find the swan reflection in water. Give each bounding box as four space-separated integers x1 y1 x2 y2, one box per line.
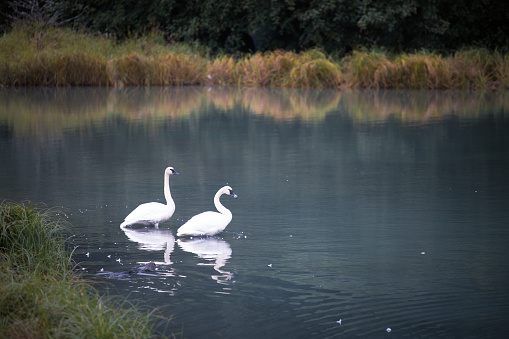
120 225 175 264
177 236 233 284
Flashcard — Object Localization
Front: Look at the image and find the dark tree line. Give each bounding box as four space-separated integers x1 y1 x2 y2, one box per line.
2 0 509 54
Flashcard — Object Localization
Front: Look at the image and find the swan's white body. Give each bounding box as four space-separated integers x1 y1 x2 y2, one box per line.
177 186 237 237
120 167 179 228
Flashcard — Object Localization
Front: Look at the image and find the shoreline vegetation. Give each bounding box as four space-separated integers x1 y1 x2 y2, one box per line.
0 201 159 338
1 25 508 90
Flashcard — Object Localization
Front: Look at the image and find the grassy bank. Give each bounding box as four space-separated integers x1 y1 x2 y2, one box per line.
0 201 156 338
1 24 508 89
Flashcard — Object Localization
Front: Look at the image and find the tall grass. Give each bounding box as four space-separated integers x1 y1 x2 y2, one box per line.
236 49 342 88
0 201 71 277
1 24 508 89
341 48 509 89
0 201 156 338
0 24 112 86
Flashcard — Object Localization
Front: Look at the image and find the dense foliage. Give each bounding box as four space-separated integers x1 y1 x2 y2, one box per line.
1 0 508 54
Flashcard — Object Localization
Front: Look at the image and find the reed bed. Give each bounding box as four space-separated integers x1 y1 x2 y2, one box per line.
1 24 508 89
235 49 341 88
341 48 509 89
0 25 112 86
0 201 156 339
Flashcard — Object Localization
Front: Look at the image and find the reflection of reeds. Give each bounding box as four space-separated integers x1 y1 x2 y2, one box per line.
0 87 213 140
341 90 509 124
237 87 342 121
2 87 508 141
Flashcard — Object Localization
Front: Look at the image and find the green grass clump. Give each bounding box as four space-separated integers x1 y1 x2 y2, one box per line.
0 201 71 276
0 201 156 339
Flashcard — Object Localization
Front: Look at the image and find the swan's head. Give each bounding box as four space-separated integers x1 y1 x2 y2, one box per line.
223 185 238 199
165 167 179 175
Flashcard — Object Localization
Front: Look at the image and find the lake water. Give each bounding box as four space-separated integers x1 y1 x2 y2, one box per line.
1 87 509 338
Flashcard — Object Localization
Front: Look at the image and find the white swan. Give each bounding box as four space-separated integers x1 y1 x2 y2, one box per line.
177 186 237 237
120 167 179 228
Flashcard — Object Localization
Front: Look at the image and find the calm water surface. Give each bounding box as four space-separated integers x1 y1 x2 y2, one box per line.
1 87 509 338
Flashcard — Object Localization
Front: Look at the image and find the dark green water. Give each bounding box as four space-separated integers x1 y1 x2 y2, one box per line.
1 87 509 338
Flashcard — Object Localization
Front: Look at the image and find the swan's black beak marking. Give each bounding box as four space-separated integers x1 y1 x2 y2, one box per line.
229 190 238 199
172 169 179 175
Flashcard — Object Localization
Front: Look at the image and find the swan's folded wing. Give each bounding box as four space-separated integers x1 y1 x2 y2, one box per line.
123 202 172 225
177 211 231 236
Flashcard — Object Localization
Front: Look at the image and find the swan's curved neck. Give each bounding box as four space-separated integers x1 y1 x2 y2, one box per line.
164 172 173 206
214 191 231 216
